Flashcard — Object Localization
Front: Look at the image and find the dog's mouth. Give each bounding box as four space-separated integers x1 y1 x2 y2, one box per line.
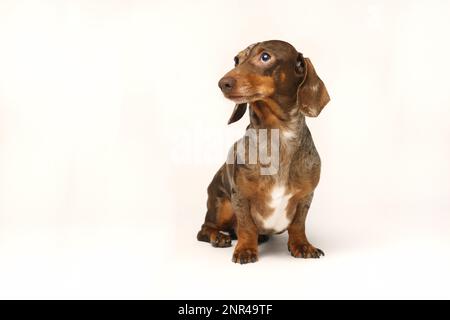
224 93 264 104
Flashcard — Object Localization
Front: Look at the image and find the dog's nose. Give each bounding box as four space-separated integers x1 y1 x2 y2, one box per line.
218 77 236 93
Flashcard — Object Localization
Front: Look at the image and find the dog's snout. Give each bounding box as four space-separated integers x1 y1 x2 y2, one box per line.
218 77 236 93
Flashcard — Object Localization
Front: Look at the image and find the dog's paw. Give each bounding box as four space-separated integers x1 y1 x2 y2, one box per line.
197 227 232 248
211 231 232 248
288 242 324 259
232 248 258 264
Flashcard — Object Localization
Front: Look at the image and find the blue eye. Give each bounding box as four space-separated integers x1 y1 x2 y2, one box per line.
260 52 271 62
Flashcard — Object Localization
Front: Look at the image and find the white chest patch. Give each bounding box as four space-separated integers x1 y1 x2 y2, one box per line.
262 185 292 233
281 129 296 140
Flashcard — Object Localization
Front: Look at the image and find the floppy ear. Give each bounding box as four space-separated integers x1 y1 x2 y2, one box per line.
227 103 247 124
296 57 330 117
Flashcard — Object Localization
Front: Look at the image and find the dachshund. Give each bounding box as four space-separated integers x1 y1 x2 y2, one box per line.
197 40 330 264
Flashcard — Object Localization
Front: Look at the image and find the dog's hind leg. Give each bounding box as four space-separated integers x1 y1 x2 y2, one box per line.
197 197 234 248
197 167 235 248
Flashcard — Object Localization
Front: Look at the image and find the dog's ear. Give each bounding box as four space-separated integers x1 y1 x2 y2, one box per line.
227 103 247 124
296 56 330 117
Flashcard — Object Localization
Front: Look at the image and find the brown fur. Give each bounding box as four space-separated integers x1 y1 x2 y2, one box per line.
197 40 330 263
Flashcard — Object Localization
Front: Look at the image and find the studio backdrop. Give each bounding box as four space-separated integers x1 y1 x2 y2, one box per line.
0 0 449 299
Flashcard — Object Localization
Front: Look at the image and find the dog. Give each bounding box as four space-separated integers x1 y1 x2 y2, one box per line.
197 40 330 264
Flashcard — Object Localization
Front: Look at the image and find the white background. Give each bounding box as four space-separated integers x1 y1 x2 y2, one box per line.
0 0 449 299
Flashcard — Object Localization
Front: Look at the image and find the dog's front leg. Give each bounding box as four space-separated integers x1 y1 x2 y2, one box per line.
231 196 259 264
287 194 325 259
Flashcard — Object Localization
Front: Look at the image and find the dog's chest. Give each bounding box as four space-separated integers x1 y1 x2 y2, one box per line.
258 184 293 233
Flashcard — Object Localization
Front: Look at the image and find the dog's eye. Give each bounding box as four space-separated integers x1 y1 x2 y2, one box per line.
234 56 239 66
260 52 271 62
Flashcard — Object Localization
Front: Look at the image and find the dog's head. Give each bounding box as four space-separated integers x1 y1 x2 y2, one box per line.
218 40 330 124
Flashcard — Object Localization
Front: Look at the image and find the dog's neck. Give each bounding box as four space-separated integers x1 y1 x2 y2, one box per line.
248 99 306 142
247 99 307 174
241 100 306 178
